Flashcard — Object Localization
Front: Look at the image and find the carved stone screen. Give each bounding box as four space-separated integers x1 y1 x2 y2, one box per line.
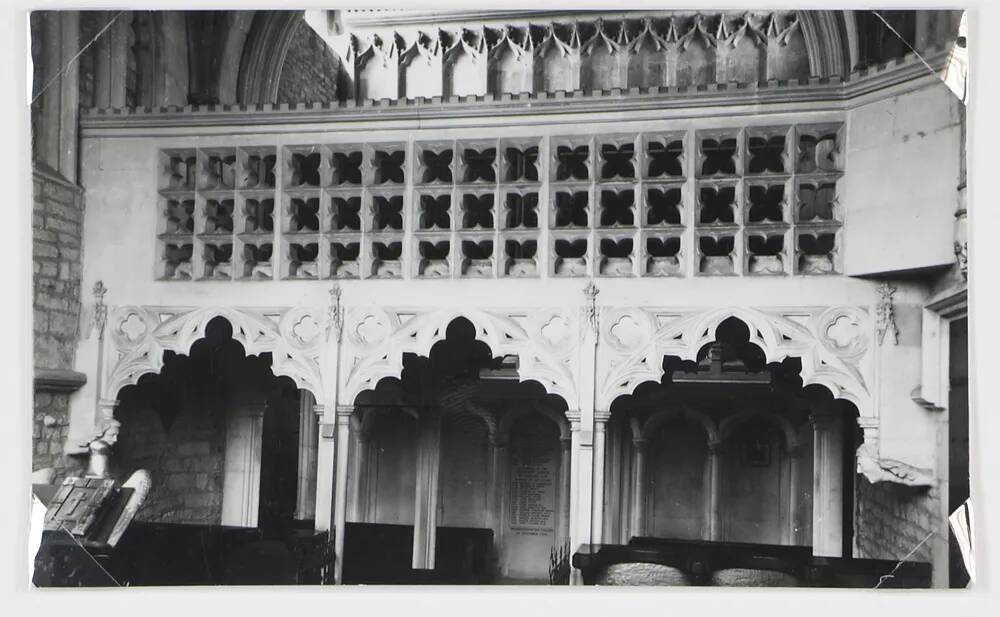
501 414 561 582
155 123 844 281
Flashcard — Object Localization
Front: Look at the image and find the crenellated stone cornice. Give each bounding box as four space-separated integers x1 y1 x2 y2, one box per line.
79 46 950 134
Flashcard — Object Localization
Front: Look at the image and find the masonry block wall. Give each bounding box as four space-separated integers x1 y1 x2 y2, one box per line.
277 20 341 104
854 476 940 563
32 169 87 477
115 381 227 525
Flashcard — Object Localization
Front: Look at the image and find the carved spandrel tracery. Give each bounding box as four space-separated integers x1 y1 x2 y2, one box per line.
339 307 580 409
344 12 811 104
597 305 873 413
102 305 326 404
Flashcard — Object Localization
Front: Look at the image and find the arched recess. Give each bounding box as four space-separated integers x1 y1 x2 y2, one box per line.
341 307 578 414
497 401 570 443
103 305 325 409
597 306 873 420
237 10 304 104
640 404 720 445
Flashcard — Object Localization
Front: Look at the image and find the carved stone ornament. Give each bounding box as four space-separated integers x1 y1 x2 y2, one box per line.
582 281 600 338
103 306 325 403
597 306 875 421
875 281 899 346
340 307 579 407
327 283 344 342
93 280 108 339
857 443 936 487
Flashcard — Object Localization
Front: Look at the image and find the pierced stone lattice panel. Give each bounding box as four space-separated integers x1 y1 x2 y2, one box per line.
157 147 277 281
155 122 842 282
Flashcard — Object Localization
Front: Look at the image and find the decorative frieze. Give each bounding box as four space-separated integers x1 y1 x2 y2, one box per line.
344 13 811 104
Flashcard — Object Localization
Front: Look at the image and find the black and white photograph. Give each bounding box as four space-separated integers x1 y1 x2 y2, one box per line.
18 4 981 598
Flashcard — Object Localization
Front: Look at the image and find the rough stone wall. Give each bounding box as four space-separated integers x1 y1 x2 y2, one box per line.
33 392 84 477
32 169 86 477
854 475 940 563
276 20 341 104
115 395 226 525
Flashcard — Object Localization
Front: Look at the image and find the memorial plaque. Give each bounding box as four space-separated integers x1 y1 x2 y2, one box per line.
502 415 562 581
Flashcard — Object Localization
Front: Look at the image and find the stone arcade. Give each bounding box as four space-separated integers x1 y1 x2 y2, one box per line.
29 9 969 587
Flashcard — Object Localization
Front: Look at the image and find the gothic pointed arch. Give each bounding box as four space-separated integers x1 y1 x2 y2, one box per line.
237 10 303 104
796 10 854 77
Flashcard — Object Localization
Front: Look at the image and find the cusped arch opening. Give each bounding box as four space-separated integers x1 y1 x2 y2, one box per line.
601 315 862 548
352 316 568 416
114 315 311 528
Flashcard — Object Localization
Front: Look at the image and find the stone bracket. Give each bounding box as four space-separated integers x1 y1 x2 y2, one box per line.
34 368 88 393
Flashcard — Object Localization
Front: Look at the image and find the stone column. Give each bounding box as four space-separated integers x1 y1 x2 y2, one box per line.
347 415 366 522
58 12 80 183
294 393 319 521
787 444 803 545
567 412 593 584
331 405 353 583
590 411 610 543
220 404 265 527
93 10 128 109
313 406 335 533
558 436 571 547
707 440 723 541
412 411 442 570
37 11 79 181
603 420 621 544
37 12 62 169
810 409 844 557
630 437 647 538
485 436 503 536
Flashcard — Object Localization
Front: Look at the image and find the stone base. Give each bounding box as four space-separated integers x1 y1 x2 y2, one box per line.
710 567 800 587
595 563 692 586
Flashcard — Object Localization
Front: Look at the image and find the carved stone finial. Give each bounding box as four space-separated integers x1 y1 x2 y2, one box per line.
875 281 899 346
582 281 600 337
93 280 108 339
327 283 344 342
